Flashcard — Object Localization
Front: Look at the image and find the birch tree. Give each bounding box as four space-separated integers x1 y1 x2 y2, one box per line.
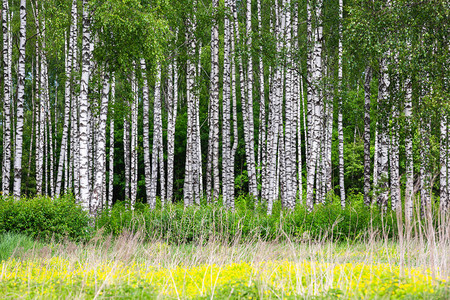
337 0 345 207
13 0 27 198
108 74 115 208
184 1 201 206
150 64 164 208
244 0 258 199
79 0 92 212
2 0 11 195
305 0 324 211
130 69 138 207
167 57 178 203
377 57 390 211
266 1 283 214
92 70 110 216
142 60 152 206
222 0 233 208
207 0 220 202
404 75 414 220
363 66 372 206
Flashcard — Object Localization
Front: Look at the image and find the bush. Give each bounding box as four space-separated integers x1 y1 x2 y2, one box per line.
0 194 91 241
96 193 401 244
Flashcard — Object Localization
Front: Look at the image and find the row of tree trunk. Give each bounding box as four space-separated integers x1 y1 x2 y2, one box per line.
1 0 449 219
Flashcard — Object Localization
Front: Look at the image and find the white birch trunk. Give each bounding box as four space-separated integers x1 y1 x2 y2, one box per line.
194 46 203 203
78 0 92 212
108 75 115 208
306 0 323 211
92 69 110 216
390 104 400 211
150 64 163 208
256 0 266 199
266 1 283 214
130 68 138 207
284 0 296 209
377 57 390 211
298 75 304 201
183 3 198 206
363 66 372 206
222 0 232 208
167 58 178 203
244 0 258 199
142 60 152 206
404 76 414 220
13 0 27 198
2 0 11 195
230 17 238 209
36 43 44 195
337 0 345 207
123 115 130 201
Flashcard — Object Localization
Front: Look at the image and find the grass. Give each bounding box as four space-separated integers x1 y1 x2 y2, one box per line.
0 228 449 299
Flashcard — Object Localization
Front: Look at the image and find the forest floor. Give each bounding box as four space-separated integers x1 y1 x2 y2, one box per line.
0 231 448 299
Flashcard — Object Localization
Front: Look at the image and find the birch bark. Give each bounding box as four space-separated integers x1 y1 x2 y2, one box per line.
2 0 11 195
337 0 345 207
256 0 266 198
305 0 323 211
222 0 232 208
130 69 138 207
183 3 198 206
13 0 27 198
142 60 152 206
377 57 390 211
167 58 178 203
108 75 115 208
363 66 372 206
78 0 92 212
266 1 283 214
404 76 414 220
206 0 220 202
92 70 110 216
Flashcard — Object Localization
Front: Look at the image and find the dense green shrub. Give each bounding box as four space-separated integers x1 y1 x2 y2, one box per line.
0 194 91 241
96 193 401 244
3 193 432 244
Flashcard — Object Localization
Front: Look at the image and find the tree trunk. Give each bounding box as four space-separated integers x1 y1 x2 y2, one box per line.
390 103 400 211
205 0 220 203
92 69 110 216
130 68 138 208
13 0 27 198
363 66 372 206
222 0 232 208
36 40 44 195
123 115 130 201
244 0 258 199
2 0 11 195
167 57 178 203
108 74 115 208
266 1 283 215
256 0 266 200
404 75 414 220
78 0 92 212
306 0 323 211
142 60 152 207
377 57 390 211
337 0 345 207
